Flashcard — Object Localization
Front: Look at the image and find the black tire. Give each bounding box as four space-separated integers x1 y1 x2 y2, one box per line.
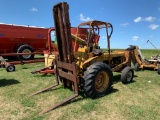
134 63 140 71
83 62 113 98
6 64 15 72
17 44 34 60
121 66 134 84
158 64 160 75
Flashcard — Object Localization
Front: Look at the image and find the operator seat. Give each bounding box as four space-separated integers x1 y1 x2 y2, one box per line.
89 33 102 56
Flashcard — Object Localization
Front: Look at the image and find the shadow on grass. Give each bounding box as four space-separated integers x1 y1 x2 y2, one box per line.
44 87 119 113
22 67 28 69
0 79 20 87
31 74 138 112
113 74 121 84
30 84 119 110
30 84 120 115
31 74 54 78
91 87 119 100
40 74 54 77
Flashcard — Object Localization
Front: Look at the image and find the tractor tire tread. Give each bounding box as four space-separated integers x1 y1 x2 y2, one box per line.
83 62 113 98
121 66 134 84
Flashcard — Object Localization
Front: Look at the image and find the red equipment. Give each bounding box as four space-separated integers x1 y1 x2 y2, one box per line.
31 27 87 75
0 25 57 72
0 23 53 60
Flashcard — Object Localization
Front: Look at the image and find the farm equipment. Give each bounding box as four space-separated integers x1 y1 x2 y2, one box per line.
31 28 58 75
0 52 45 72
31 27 85 75
30 2 134 115
127 45 160 74
146 40 160 61
0 28 57 72
0 24 55 60
0 56 15 72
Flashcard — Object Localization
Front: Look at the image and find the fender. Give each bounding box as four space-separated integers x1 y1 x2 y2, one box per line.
82 55 103 69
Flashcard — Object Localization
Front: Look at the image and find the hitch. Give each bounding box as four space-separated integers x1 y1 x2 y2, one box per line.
0 56 15 72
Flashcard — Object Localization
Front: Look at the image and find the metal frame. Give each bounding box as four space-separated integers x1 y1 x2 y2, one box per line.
30 2 134 115
130 45 159 70
0 52 44 72
30 2 79 115
0 27 57 72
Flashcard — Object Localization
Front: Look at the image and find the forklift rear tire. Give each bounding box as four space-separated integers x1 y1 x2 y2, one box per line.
158 64 160 75
121 66 134 84
6 64 15 72
134 63 140 71
83 62 113 98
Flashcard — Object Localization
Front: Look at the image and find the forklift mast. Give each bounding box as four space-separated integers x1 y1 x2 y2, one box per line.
53 2 74 63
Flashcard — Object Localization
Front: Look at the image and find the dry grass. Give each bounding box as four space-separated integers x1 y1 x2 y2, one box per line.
0 50 160 120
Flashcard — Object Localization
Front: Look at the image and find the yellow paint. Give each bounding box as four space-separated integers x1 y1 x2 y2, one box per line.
75 46 89 68
44 54 58 67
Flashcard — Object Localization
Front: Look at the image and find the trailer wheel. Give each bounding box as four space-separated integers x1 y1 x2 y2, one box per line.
158 64 160 75
6 64 15 72
134 63 140 71
121 66 134 84
17 44 34 60
83 62 113 98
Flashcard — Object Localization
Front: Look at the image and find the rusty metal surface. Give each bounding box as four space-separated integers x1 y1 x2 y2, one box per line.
31 65 55 74
8 59 44 65
39 93 78 115
30 2 79 115
53 1 78 91
56 61 78 90
78 20 112 29
37 60 79 115
29 82 59 96
0 52 43 56
53 2 73 63
47 28 55 53
38 2 79 114
128 45 159 71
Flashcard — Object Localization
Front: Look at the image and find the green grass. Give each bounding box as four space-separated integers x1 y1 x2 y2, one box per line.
140 49 159 59
0 50 160 120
